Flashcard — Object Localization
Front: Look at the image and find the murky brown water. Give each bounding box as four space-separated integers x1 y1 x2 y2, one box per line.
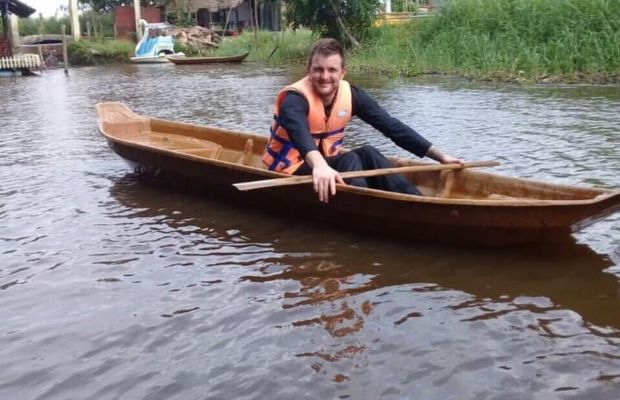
1 64 619 400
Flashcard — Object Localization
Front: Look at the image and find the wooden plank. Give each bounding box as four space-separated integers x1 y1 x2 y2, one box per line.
234 161 500 191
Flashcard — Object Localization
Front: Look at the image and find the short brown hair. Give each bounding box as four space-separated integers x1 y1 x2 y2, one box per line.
308 38 345 68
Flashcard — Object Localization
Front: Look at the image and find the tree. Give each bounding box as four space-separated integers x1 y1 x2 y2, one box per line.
18 13 73 36
283 0 380 47
78 1 168 14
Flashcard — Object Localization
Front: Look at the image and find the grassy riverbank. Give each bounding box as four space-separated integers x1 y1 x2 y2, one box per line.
66 0 619 83
65 31 312 66
352 0 620 83
68 39 134 65
205 30 313 64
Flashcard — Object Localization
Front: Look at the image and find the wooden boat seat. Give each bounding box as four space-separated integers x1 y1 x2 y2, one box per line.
98 105 223 160
122 131 224 159
112 129 222 159
485 193 519 200
218 138 265 167
177 146 223 159
102 120 150 137
99 103 151 137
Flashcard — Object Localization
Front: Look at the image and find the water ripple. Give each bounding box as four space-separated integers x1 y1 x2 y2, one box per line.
1 67 619 400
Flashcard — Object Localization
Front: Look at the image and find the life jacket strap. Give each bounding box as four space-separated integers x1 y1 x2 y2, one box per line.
311 126 345 140
329 137 344 153
267 144 292 171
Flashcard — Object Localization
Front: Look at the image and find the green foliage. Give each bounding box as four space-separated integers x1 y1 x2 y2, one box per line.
17 11 114 38
166 12 197 28
18 14 73 36
283 0 380 46
215 29 315 64
174 42 204 56
80 10 115 37
391 0 420 13
352 0 620 81
68 38 134 65
78 0 168 13
15 0 617 83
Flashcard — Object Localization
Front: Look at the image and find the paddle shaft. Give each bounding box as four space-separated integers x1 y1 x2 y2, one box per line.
234 161 499 191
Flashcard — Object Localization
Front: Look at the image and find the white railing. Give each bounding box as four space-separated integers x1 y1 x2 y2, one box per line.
0 54 42 69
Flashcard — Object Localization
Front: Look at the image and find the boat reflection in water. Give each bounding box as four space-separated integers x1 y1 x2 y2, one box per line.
110 174 620 389
110 175 619 328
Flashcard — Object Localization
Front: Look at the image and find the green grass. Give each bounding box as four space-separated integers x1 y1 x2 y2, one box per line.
212 30 316 64
68 39 134 65
66 31 315 66
350 0 620 82
63 0 620 83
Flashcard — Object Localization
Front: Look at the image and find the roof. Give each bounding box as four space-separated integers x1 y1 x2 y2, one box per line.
1 0 36 18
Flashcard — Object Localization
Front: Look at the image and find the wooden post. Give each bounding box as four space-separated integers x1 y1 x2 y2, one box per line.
38 44 43 73
1 12 9 57
8 13 19 56
253 0 258 40
134 0 142 41
69 0 81 40
62 25 69 74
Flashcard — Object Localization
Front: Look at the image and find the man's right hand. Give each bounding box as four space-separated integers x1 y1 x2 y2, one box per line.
306 151 345 203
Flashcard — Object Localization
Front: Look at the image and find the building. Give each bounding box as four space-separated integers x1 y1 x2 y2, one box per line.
114 6 163 41
169 0 282 34
0 0 35 57
380 0 441 13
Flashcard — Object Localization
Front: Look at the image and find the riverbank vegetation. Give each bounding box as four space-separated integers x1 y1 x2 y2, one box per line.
68 39 134 65
26 0 618 83
217 0 619 83
356 0 620 83
216 30 314 64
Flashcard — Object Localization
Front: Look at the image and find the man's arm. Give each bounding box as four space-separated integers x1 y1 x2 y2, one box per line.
305 151 345 203
352 86 462 164
424 145 463 164
279 92 317 157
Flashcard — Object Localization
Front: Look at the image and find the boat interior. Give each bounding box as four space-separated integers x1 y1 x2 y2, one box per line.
97 102 608 202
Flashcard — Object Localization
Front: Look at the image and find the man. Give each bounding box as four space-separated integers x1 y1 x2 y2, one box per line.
263 38 463 203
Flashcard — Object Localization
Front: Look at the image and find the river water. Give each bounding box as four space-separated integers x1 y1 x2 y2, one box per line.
1 64 619 400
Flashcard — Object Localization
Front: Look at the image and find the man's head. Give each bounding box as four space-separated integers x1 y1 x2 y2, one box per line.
307 38 347 105
307 38 345 69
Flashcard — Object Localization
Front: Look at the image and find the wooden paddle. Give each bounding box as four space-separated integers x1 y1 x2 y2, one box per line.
233 160 499 191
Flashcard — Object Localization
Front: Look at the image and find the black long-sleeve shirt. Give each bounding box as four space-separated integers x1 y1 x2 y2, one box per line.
278 85 432 159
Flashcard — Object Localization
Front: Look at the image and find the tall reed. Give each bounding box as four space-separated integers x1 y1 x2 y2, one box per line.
68 39 135 65
214 30 315 65
351 0 620 81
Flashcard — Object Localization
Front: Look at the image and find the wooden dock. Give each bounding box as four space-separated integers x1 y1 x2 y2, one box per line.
0 54 41 69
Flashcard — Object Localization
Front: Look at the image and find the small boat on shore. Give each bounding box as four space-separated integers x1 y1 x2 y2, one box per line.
167 52 249 65
96 102 620 246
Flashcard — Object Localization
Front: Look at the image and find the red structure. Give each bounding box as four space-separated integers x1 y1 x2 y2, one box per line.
1 0 36 57
0 39 8 57
114 6 162 41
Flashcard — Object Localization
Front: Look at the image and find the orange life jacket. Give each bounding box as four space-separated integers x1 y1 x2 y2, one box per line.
262 77 352 174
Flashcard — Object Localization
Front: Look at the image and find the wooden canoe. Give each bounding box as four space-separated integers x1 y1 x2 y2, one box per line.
96 102 620 246
166 52 249 65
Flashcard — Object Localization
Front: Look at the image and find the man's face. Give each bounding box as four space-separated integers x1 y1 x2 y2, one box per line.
308 53 346 103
